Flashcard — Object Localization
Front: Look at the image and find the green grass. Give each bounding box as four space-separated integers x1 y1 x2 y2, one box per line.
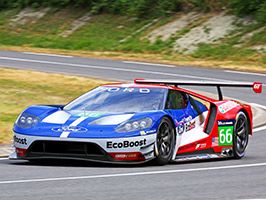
193 44 258 60
0 8 265 69
0 68 105 144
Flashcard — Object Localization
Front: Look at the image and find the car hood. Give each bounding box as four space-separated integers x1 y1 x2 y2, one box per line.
14 105 165 138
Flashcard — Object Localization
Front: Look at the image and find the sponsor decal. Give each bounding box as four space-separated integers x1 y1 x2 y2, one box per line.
106 139 147 149
218 120 234 126
14 135 27 145
107 87 150 93
75 112 104 118
218 101 239 114
218 120 234 146
140 129 157 136
253 82 262 93
52 126 87 133
176 154 211 161
176 116 195 134
195 143 206 150
212 137 219 147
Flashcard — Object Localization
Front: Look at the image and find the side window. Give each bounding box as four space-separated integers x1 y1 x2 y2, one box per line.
188 95 209 116
165 90 187 109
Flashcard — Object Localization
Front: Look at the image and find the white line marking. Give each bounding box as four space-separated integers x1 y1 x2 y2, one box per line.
249 103 266 133
253 125 266 133
0 56 251 82
123 61 176 68
23 52 73 58
0 162 266 184
250 103 266 110
225 70 266 77
0 158 8 160
60 117 87 138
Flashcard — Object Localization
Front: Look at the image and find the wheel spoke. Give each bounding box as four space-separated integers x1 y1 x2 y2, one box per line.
161 143 167 155
238 120 245 130
163 135 170 143
237 128 245 138
237 136 241 144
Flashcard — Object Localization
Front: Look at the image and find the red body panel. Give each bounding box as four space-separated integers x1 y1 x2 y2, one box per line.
104 82 254 156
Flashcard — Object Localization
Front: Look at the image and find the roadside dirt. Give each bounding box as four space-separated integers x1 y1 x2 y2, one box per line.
174 13 237 53
147 12 201 42
10 7 50 25
59 12 92 37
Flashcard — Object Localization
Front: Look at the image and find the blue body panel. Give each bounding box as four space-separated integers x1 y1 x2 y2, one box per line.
14 106 166 138
14 91 208 139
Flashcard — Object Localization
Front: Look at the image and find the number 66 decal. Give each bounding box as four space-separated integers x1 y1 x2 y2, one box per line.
218 126 233 146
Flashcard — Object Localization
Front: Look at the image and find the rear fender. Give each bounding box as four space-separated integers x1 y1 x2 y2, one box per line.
215 100 252 126
209 101 252 153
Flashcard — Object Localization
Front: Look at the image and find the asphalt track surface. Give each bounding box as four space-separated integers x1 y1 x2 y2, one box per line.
0 50 266 200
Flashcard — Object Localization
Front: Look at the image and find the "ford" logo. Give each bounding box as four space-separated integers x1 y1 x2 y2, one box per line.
52 126 87 133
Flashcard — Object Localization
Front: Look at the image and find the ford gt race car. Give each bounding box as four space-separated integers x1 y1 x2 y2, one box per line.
10 79 262 165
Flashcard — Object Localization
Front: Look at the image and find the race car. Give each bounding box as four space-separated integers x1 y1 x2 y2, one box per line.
10 79 262 165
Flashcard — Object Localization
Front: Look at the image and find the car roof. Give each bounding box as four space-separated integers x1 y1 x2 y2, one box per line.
101 83 176 90
101 82 217 102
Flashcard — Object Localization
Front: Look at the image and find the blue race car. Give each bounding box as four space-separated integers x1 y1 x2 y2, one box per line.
10 79 261 165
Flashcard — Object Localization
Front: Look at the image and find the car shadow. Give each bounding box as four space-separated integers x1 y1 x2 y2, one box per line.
8 159 151 168
7 156 239 168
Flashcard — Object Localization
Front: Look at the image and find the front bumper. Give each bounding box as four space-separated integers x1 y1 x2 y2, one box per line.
10 132 156 163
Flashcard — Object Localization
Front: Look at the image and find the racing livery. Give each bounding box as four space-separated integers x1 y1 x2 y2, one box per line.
10 79 263 165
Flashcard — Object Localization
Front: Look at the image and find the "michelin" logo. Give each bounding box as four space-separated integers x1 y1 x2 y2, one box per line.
106 139 147 149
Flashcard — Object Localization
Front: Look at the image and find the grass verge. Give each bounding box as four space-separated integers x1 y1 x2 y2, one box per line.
0 67 106 144
0 9 265 72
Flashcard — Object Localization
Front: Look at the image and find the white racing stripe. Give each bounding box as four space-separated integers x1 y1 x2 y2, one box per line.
60 117 87 138
60 131 71 138
0 56 231 81
0 162 266 184
42 110 71 124
23 52 73 58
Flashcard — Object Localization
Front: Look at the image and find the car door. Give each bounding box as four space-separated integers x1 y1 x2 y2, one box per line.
165 90 188 134
178 94 210 149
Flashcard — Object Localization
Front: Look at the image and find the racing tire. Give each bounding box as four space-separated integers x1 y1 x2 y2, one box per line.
233 111 249 159
154 117 176 165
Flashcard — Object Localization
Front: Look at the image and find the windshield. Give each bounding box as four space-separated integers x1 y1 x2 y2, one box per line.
64 86 167 113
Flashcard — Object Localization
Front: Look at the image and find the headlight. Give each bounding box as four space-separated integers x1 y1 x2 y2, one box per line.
116 118 153 133
15 113 39 128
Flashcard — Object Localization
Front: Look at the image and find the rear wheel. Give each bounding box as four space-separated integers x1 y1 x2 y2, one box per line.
154 117 176 165
233 111 249 159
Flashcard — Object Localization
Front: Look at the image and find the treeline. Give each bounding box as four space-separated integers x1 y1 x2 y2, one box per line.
0 0 265 22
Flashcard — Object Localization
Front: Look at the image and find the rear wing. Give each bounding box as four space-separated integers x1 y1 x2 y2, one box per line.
134 79 263 100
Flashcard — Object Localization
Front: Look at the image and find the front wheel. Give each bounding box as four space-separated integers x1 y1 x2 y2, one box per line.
154 117 176 165
233 111 249 159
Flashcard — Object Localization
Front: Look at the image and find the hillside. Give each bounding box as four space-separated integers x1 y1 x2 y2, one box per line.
0 3 265 70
